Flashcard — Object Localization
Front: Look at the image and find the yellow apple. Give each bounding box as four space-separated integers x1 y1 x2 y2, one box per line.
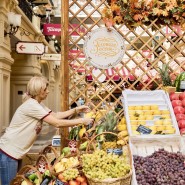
132 130 140 135
130 121 138 125
130 115 137 120
142 105 151 110
135 110 144 115
150 105 159 110
129 110 135 115
165 128 176 134
137 115 145 120
161 115 171 119
128 106 135 110
154 120 163 125
156 126 166 131
131 125 138 131
134 105 143 110
145 115 154 120
137 120 146 125
162 120 172 125
153 110 161 115
165 125 175 130
148 126 157 131
161 110 170 114
144 110 153 115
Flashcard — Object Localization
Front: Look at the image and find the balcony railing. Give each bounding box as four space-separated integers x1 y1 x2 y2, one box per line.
18 0 33 22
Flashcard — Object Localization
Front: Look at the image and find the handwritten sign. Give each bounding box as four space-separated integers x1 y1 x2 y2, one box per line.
83 27 125 69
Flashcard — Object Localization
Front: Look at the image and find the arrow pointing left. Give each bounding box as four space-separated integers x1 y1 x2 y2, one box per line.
19 45 26 51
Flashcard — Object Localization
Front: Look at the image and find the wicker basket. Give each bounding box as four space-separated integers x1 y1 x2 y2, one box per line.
10 165 42 185
36 145 59 174
10 175 33 185
85 132 132 185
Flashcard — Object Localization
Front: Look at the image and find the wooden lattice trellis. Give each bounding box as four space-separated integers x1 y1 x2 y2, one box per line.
62 0 185 121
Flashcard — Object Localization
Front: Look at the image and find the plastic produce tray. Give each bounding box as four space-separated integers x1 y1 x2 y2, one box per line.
121 90 180 138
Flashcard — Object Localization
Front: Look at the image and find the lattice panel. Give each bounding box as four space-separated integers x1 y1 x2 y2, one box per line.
68 0 185 118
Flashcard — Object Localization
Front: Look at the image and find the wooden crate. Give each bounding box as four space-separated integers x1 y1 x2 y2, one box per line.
129 136 182 185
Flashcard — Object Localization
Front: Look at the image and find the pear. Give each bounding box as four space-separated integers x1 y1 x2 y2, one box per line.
79 141 88 150
61 147 71 156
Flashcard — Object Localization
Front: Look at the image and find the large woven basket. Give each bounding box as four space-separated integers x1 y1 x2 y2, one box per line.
85 132 132 185
36 145 59 174
10 165 42 185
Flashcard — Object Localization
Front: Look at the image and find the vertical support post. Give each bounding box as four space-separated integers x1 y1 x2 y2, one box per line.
60 0 69 152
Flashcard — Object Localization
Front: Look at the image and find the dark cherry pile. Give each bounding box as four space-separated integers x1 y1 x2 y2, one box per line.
133 149 185 185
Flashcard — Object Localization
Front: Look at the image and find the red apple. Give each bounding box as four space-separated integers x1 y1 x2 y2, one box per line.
174 106 185 115
180 128 185 135
178 120 185 129
170 93 179 101
179 92 185 100
171 100 182 108
182 99 185 107
176 114 185 121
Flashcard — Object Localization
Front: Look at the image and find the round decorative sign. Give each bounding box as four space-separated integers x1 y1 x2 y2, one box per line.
83 27 125 69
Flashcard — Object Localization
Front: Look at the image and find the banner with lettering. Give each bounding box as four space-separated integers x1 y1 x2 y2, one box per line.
83 27 125 69
43 24 86 36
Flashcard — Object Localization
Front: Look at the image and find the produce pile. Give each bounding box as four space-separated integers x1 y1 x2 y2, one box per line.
66 111 129 154
169 92 185 134
81 150 131 180
134 149 185 185
128 104 176 135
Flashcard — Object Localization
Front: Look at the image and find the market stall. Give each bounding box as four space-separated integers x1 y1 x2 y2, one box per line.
10 0 185 184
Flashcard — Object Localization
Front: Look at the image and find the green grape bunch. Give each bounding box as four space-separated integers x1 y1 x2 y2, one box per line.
62 168 79 181
81 150 131 180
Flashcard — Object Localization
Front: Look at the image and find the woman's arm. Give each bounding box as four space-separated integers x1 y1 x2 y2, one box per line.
50 105 90 119
43 114 93 128
51 108 76 119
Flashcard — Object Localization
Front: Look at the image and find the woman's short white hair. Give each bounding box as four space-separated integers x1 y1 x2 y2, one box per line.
22 75 49 102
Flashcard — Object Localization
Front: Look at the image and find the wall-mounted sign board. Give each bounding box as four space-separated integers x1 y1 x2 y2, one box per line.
16 42 45 55
41 54 61 61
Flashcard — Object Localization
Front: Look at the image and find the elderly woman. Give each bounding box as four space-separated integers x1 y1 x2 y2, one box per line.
0 75 93 185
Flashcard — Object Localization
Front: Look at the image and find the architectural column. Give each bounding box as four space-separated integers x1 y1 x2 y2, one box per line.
0 0 18 134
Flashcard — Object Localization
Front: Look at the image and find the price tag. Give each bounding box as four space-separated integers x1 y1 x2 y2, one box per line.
136 125 152 134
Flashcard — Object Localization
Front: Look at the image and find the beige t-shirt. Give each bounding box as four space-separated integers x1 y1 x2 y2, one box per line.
0 98 51 159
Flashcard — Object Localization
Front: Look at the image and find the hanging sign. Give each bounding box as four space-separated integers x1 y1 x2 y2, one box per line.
83 27 125 69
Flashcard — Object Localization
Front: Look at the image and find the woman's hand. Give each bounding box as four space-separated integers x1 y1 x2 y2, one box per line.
75 105 91 114
79 118 94 126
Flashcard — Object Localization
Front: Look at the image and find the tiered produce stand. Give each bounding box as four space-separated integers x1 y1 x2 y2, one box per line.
11 90 185 185
122 90 185 185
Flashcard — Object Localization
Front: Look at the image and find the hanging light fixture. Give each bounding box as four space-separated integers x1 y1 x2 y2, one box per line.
4 12 22 36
